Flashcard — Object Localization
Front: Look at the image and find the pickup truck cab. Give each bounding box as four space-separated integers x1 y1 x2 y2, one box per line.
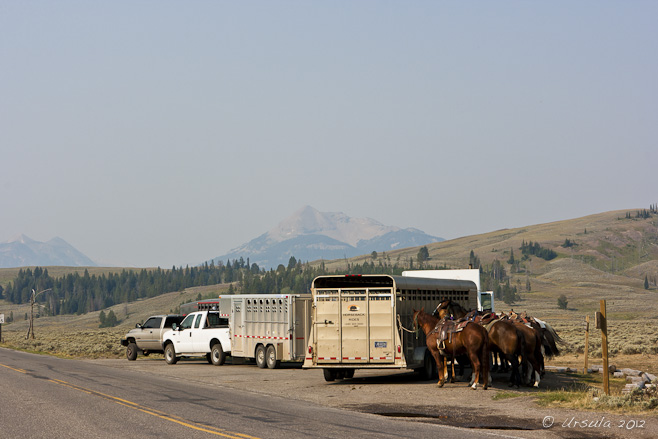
121 314 184 360
162 310 231 366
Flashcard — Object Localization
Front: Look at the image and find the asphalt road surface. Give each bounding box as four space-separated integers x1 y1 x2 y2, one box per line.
1 347 523 439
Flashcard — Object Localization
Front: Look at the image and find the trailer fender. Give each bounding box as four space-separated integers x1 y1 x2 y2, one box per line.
412 346 428 364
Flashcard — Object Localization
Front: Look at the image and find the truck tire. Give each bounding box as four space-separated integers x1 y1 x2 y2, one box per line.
126 342 138 361
344 368 355 379
323 368 336 382
266 345 280 369
211 343 226 366
255 345 267 369
164 343 178 365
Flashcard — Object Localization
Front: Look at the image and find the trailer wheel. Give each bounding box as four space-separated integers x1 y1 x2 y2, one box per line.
126 342 138 361
211 343 226 366
255 345 267 369
265 345 280 369
164 343 178 365
418 350 434 380
323 368 336 382
344 368 355 379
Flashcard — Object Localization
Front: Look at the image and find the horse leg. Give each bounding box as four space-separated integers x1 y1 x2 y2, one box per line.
450 356 456 383
508 353 520 388
435 353 446 387
467 350 481 390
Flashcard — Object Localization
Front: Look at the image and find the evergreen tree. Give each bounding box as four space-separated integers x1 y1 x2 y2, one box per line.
417 246 429 263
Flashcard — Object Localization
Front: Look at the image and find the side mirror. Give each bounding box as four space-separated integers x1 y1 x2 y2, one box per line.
135 323 142 329
172 323 178 331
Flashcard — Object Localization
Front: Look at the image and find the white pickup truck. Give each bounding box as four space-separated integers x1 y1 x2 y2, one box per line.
162 310 231 366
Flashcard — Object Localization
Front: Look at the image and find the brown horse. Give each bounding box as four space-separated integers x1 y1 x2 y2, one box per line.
480 315 525 388
433 299 468 320
512 321 544 387
413 309 490 390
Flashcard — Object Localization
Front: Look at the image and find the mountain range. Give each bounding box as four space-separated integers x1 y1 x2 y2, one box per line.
0 235 97 268
209 206 443 268
0 207 442 269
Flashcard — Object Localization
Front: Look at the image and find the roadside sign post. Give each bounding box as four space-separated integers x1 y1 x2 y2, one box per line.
0 313 4 342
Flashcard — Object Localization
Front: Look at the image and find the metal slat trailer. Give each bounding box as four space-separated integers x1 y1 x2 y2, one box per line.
302 274 478 381
218 294 312 369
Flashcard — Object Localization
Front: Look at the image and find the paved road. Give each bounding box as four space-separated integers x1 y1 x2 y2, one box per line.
1 347 528 439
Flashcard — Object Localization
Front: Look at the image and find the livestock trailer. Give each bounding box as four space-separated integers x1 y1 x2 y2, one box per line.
218 294 312 369
302 274 478 381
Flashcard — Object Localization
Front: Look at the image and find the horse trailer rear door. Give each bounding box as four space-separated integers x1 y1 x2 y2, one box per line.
367 289 394 363
340 290 369 362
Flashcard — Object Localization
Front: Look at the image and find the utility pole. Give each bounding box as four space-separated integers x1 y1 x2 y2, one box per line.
25 288 52 340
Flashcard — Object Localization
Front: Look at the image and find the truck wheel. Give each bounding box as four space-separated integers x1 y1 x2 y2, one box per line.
211 343 226 366
344 368 355 379
255 345 267 369
126 342 138 361
266 345 280 369
323 368 336 382
164 344 178 365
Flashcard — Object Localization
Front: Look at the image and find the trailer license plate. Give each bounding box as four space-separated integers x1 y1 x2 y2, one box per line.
374 341 387 348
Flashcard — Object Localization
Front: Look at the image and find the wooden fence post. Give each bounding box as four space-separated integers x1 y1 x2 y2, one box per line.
600 300 610 395
583 315 589 374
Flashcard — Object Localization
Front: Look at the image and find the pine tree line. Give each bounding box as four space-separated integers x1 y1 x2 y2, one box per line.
1 255 441 317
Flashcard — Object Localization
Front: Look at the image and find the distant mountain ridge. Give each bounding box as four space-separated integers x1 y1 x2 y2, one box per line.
0 235 97 268
210 206 443 268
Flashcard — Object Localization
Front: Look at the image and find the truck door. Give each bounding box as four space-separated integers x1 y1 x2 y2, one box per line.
315 289 340 363
139 317 162 351
191 313 206 352
173 313 196 353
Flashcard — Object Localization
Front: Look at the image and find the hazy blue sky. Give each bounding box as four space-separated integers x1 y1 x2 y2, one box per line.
2 1 656 267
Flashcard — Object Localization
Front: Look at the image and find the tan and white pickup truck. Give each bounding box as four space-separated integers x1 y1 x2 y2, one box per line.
162 310 231 366
121 314 184 360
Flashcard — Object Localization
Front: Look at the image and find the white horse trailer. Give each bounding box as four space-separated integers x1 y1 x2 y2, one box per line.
218 294 312 369
403 269 495 312
302 274 478 381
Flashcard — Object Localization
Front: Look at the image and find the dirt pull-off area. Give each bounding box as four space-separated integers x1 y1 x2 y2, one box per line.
92 357 657 439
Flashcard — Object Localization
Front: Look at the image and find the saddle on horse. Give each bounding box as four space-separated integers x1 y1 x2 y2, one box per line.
431 317 469 355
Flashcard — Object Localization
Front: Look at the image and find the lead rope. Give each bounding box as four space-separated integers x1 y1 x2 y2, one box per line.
397 314 419 339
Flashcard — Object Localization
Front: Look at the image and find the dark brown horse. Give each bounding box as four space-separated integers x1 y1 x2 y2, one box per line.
413 309 490 390
433 299 468 320
512 321 543 387
480 315 525 388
